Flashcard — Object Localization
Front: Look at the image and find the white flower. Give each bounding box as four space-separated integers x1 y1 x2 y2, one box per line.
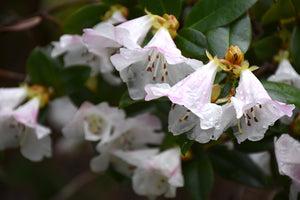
114 148 183 198
168 103 236 143
111 27 202 100
62 101 125 142
90 114 164 174
145 60 221 130
0 95 52 162
268 59 300 124
231 69 295 143
268 59 300 88
275 134 300 200
83 15 154 77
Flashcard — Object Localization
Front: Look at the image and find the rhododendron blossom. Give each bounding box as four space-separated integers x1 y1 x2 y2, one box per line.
231 69 295 143
112 27 202 100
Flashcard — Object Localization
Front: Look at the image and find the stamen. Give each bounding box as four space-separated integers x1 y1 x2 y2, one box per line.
250 107 253 112
161 76 164 81
165 71 168 76
156 54 159 59
148 55 150 61
147 67 152 72
259 104 262 108
238 119 243 134
179 112 190 122
254 117 258 122
164 63 166 69
152 62 155 68
153 77 156 80
246 114 251 119
172 104 176 109
247 120 251 126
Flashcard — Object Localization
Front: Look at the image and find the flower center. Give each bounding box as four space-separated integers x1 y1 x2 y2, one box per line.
238 104 262 134
146 50 168 82
85 114 107 135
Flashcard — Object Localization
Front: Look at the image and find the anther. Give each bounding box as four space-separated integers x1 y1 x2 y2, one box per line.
250 107 253 112
184 115 189 120
147 67 152 72
246 114 251 119
152 62 155 68
161 76 164 81
247 120 251 126
164 63 166 69
148 55 150 61
172 104 176 109
254 117 259 122
153 77 156 80
165 71 168 76
259 104 262 108
156 54 159 59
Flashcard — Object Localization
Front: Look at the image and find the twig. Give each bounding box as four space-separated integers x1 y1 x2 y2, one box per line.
50 170 96 200
0 69 26 81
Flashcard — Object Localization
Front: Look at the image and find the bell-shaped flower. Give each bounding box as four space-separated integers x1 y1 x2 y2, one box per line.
168 103 236 143
268 59 300 124
51 34 102 76
114 148 183 198
231 69 295 143
268 59 300 88
0 97 51 161
145 60 222 130
62 101 125 142
275 134 300 200
83 15 154 76
111 27 202 100
90 113 164 174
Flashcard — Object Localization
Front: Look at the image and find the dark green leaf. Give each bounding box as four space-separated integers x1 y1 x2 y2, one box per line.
219 83 233 98
208 146 267 188
184 149 214 200
63 4 108 34
139 0 182 18
234 137 274 153
177 134 194 155
262 81 300 107
251 36 281 61
291 25 300 67
119 91 143 108
27 47 63 89
160 132 177 151
261 0 296 25
175 28 207 59
184 0 257 32
60 66 91 94
206 13 251 58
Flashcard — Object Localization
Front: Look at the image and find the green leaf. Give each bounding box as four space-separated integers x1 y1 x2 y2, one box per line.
27 47 63 89
160 132 177 151
184 0 257 32
183 149 214 200
208 146 267 188
119 91 143 108
177 134 194 155
250 36 281 61
60 66 91 94
291 25 300 67
139 0 182 18
234 136 274 153
262 81 300 107
206 13 251 58
63 4 108 34
261 0 296 25
175 28 207 59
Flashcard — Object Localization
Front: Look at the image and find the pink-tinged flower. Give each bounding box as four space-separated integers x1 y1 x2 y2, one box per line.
62 102 125 142
268 59 300 124
0 98 51 161
231 69 295 143
168 103 236 143
83 15 154 75
90 113 164 174
145 60 221 129
275 134 300 200
268 59 300 88
111 27 202 100
114 148 183 198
